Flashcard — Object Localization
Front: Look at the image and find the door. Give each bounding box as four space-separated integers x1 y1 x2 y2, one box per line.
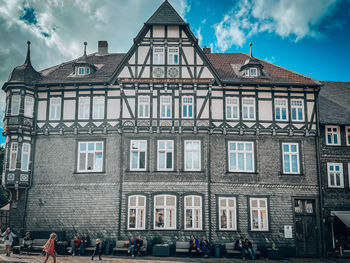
294 199 319 257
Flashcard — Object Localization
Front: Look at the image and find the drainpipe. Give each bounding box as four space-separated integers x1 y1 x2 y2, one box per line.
315 87 326 258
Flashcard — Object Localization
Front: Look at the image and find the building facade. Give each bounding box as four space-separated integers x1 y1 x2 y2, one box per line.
2 1 323 257
319 81 350 254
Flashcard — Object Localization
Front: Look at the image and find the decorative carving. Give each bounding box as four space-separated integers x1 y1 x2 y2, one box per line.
153 67 164 78
168 67 179 78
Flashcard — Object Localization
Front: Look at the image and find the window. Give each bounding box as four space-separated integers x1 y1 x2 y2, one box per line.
182 96 193 118
11 95 20 115
49 97 61 120
219 197 237 230
226 97 239 120
78 97 90 120
250 68 257 76
327 163 344 188
291 99 304 121
153 47 164 65
78 67 85 75
138 96 150 118
21 143 30 171
184 140 201 171
93 96 105 119
9 142 18 171
160 96 172 118
250 198 268 231
185 195 202 230
157 140 174 171
242 98 255 120
168 48 179 65
325 126 341 146
282 143 300 174
346 127 350 146
77 142 103 172
128 195 146 229
86 67 90 75
130 140 147 171
228 141 254 172
24 95 34 118
275 99 288 121
154 195 176 229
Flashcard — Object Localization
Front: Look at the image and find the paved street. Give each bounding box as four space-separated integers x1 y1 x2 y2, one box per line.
0 255 348 263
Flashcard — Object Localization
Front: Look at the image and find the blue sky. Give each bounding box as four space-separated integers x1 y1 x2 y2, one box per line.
0 0 349 144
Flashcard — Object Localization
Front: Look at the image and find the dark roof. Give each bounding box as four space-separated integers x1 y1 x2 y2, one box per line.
206 53 319 86
146 0 187 25
319 81 350 125
8 41 41 84
39 53 125 85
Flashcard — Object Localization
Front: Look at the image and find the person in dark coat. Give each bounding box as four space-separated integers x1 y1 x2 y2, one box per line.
189 236 200 256
200 236 210 257
244 238 256 260
91 238 102 260
21 232 34 254
80 233 91 256
134 235 144 256
234 236 245 260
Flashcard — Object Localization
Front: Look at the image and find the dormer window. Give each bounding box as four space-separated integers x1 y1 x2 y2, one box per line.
77 67 91 76
244 67 258 77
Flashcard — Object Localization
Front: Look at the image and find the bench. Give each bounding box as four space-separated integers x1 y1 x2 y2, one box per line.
113 240 147 255
225 242 260 258
67 239 96 254
14 238 48 254
176 241 190 255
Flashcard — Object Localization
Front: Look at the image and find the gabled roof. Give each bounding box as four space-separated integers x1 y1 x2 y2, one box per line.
206 53 320 86
319 81 350 125
145 0 187 25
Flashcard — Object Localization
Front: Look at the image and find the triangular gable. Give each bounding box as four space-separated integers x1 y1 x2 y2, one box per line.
110 1 221 85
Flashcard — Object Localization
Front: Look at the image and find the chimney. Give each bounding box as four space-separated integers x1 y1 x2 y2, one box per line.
203 46 211 54
98 41 108 55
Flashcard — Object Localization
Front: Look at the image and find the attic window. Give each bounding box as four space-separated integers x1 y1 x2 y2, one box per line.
244 67 258 77
77 67 91 76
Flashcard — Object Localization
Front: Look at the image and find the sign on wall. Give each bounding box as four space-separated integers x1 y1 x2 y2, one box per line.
284 225 293 238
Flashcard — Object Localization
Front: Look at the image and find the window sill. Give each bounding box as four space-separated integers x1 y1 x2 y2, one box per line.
226 172 258 175
73 172 105 175
183 229 205 232
217 229 239 232
279 173 304 176
327 186 345 189
248 230 270 233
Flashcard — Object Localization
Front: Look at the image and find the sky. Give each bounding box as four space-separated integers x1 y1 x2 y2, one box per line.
0 0 349 143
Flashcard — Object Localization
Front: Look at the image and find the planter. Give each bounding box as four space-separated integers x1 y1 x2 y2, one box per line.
152 244 170 256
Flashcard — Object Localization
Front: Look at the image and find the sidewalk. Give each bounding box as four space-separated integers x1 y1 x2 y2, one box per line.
0 254 348 263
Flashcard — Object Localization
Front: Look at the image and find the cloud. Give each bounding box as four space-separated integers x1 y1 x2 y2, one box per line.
214 0 340 51
0 0 190 128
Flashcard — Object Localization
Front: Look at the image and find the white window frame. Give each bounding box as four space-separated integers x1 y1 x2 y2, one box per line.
153 47 164 65
348 163 350 188
11 95 20 116
250 67 258 76
128 195 146 230
21 143 30 171
184 140 201 171
242 97 255 120
219 197 237 230
78 67 85 75
49 97 61 120
78 96 90 120
226 97 239 120
168 47 179 65
130 140 147 171
282 143 300 174
24 95 34 118
184 195 202 230
157 140 174 171
138 96 150 118
86 67 90 75
182 96 193 119
291 99 304 122
325 125 341 146
250 198 269 231
327 163 344 188
160 96 172 119
228 141 254 172
154 194 176 230
346 126 350 146
9 142 18 171
92 96 105 119
77 141 104 172
275 98 288 121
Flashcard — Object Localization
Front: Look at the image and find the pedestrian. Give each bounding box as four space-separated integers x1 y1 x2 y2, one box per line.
1 227 14 257
43 233 56 263
91 238 102 260
21 231 34 254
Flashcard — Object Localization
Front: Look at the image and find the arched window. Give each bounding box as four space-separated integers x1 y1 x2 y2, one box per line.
184 195 202 230
128 195 146 230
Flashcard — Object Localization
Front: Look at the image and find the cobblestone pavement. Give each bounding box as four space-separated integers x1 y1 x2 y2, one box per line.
0 255 348 263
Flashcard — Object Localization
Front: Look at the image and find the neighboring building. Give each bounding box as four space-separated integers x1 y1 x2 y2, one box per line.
319 81 350 254
2 1 322 257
